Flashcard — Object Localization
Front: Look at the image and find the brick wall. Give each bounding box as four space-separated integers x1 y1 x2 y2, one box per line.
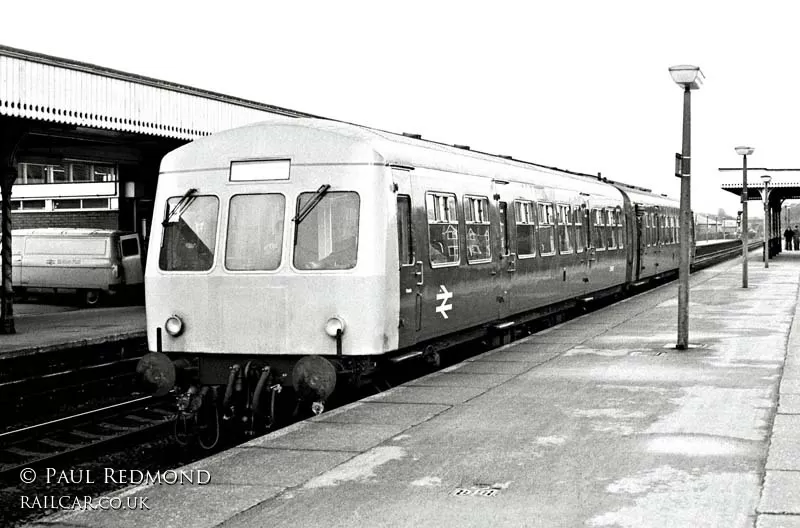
11 211 119 230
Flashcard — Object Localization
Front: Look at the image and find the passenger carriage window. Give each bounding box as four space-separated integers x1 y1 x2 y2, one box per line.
538 203 556 255
464 195 491 263
514 200 536 258
606 209 617 249
294 191 359 270
226 194 285 271
671 216 676 244
616 207 624 249
397 195 414 266
426 192 460 266
652 213 658 246
672 215 677 243
664 216 670 244
574 207 584 253
644 213 651 247
557 204 573 254
159 195 219 271
592 209 606 251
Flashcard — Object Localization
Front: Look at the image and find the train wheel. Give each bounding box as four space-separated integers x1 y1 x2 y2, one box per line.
84 289 102 307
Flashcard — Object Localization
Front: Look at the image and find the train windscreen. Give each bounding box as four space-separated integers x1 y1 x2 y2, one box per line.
293 191 359 270
159 195 219 271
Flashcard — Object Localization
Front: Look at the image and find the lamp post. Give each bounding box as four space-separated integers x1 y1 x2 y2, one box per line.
669 65 704 350
735 146 754 287
761 174 772 268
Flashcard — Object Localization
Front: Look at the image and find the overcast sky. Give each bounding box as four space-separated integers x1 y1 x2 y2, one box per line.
4 1 799 217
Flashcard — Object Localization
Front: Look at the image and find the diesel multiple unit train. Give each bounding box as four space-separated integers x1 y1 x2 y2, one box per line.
139 118 689 443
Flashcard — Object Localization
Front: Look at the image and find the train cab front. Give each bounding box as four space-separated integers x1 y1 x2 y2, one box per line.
139 154 393 446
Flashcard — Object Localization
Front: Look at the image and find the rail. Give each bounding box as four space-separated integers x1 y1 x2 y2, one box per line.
0 395 174 479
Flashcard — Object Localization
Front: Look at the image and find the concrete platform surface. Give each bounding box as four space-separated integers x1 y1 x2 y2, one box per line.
43 252 800 528
0 305 145 358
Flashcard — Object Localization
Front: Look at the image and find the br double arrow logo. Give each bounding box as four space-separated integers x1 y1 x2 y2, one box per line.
435 285 453 319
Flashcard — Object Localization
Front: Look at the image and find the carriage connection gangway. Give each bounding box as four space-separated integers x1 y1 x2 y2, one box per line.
48 248 800 528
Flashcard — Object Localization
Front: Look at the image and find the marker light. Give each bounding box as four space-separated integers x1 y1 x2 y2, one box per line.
165 315 184 337
324 316 345 337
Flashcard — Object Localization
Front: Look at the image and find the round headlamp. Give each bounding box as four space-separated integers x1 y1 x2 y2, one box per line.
324 316 345 337
165 315 184 337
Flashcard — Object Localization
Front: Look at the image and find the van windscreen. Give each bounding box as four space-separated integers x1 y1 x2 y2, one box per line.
25 238 107 255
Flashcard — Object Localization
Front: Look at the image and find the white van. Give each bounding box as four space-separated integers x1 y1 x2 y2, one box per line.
12 228 144 305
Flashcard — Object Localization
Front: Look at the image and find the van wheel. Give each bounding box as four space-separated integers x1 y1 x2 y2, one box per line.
84 290 102 307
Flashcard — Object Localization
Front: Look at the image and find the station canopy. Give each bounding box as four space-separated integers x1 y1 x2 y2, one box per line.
0 44 319 141
721 174 800 202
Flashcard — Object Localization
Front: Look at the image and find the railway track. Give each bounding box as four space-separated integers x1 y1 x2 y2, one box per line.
1 337 147 426
692 240 761 270
0 395 174 480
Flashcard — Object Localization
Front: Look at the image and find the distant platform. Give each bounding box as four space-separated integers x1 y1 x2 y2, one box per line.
0 304 144 360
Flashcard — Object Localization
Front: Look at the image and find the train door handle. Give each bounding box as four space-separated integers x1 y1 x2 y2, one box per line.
414 260 424 286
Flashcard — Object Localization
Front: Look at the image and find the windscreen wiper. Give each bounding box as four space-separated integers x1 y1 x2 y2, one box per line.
162 188 198 226
293 184 331 226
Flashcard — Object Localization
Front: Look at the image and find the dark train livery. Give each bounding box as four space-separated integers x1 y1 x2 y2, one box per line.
140 118 686 438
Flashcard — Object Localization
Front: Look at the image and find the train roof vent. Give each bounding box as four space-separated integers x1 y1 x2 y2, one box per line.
498 155 514 159
453 144 471 150
402 132 422 139
661 193 668 197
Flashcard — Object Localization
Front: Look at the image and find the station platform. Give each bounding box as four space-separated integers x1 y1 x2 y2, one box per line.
44 253 800 528
0 305 145 359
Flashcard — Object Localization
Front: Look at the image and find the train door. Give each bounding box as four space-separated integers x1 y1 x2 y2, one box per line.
578 202 594 294
634 204 645 280
495 197 515 320
393 169 422 348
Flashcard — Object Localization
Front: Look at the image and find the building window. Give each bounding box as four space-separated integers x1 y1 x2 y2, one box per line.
17 162 118 184
10 200 46 211
53 198 110 211
71 164 92 182
51 165 67 183
23 164 47 184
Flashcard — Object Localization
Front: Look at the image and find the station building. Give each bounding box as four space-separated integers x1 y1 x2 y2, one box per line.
0 44 319 241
